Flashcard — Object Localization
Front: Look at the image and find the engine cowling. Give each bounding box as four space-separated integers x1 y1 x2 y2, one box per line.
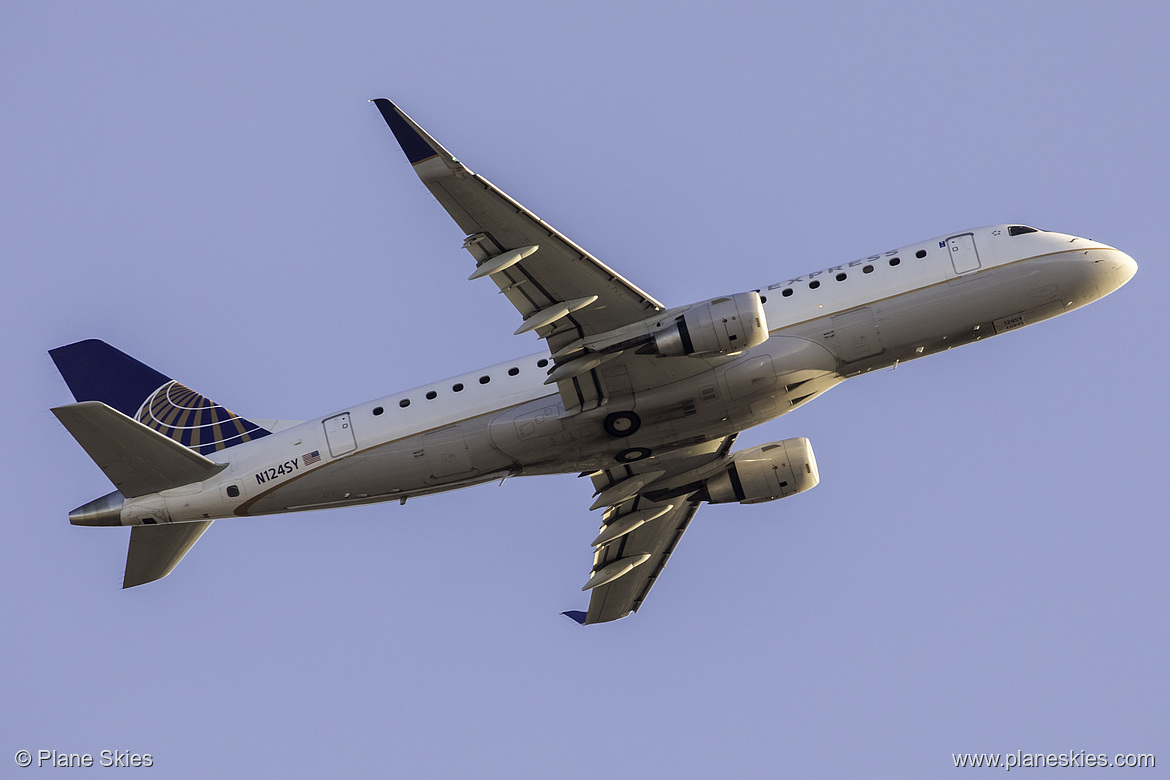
703 438 819 504
652 291 768 357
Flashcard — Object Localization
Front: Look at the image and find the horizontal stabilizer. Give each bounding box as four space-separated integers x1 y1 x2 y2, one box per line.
124 521 212 588
52 401 226 498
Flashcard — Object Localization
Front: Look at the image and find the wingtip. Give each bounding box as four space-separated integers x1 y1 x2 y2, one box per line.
561 610 588 625
371 98 440 165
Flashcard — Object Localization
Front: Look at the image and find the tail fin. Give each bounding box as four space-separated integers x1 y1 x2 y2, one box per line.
50 339 270 456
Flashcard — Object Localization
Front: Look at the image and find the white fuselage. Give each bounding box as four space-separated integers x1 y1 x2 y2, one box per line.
124 225 1136 526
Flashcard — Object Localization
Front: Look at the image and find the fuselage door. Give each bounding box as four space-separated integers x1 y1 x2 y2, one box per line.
323 413 357 457
947 233 982 275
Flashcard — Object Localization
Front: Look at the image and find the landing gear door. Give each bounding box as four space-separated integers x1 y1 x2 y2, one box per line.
947 233 982 275
323 412 357 457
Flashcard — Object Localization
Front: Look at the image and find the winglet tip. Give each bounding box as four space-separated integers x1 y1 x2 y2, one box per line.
561 610 588 625
371 98 439 165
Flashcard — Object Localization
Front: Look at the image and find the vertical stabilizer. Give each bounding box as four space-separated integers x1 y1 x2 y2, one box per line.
50 339 270 455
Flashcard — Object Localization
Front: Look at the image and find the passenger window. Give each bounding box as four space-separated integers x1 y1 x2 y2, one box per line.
426 391 437 400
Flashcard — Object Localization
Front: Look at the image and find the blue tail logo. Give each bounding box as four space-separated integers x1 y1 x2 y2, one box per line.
136 380 270 455
50 339 270 456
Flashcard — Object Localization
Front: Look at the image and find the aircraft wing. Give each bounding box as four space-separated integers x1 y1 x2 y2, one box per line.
372 99 665 354
576 497 701 625
567 437 736 625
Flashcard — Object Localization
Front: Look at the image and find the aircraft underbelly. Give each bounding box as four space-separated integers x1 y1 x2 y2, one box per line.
244 417 515 513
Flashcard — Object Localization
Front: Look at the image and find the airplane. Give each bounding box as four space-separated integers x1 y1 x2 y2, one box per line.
49 99 1138 624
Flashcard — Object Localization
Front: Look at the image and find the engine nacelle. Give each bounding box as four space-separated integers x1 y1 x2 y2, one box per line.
702 438 819 504
652 291 768 357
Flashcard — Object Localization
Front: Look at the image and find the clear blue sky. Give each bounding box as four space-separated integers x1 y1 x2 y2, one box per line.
3 2 1166 777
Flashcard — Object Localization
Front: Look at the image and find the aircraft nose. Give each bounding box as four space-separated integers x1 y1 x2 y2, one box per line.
1112 249 1138 288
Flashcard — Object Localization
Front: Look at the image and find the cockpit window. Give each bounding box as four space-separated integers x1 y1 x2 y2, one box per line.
1008 225 1039 236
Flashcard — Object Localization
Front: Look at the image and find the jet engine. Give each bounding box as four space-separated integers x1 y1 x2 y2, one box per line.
701 438 819 504
651 291 768 357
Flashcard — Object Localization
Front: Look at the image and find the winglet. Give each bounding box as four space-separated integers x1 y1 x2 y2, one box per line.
370 98 459 168
561 610 588 625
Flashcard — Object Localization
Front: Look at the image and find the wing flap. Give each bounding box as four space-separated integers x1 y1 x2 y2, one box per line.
52 401 226 497
124 521 213 588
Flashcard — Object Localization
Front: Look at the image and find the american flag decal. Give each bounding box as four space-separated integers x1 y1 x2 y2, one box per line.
302 450 321 466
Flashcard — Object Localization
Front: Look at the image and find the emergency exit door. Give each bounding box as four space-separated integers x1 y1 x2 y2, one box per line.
947 233 982 275
323 412 356 456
